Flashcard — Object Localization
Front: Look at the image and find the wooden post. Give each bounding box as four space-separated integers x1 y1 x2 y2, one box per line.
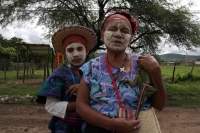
47 46 50 77
26 46 28 77
23 62 25 83
4 59 6 83
16 43 19 79
43 61 47 81
31 58 34 74
172 62 176 82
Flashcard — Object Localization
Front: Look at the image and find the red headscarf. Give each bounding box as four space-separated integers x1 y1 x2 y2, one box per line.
63 34 87 49
101 12 138 36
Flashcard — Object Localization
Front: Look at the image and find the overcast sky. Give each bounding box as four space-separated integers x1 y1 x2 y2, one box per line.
0 0 200 55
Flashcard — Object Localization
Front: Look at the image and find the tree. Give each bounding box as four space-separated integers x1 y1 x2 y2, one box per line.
10 37 29 62
1 0 200 55
0 45 16 70
0 34 10 47
0 35 28 62
0 45 16 60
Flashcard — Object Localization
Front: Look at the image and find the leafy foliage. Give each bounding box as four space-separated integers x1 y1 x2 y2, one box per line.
0 44 16 70
0 45 16 60
0 35 50 70
0 0 200 55
0 35 28 62
176 73 200 82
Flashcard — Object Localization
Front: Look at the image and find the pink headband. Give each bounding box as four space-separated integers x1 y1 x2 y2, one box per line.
63 35 87 49
102 14 138 35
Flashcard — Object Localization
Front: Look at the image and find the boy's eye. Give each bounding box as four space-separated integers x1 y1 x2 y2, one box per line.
67 48 74 53
77 46 83 51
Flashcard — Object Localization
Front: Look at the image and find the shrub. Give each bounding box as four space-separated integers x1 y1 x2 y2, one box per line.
176 73 200 82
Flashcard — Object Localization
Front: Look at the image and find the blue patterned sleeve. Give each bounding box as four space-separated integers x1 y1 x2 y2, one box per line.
80 60 93 88
36 65 72 103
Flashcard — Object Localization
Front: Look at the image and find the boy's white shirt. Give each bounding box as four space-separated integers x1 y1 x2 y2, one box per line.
45 96 68 119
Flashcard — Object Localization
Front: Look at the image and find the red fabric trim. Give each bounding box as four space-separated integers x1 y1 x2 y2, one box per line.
103 14 130 27
106 54 128 109
102 14 138 36
63 35 87 49
58 113 84 126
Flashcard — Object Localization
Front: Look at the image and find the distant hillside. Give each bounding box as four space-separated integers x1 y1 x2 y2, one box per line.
159 53 200 61
94 52 200 61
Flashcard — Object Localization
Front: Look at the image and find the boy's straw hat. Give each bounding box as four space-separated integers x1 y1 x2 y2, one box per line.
52 25 97 54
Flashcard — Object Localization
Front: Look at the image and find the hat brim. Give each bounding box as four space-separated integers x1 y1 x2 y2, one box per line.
52 25 97 54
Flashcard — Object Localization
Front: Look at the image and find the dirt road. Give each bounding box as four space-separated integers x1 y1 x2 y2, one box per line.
0 103 200 133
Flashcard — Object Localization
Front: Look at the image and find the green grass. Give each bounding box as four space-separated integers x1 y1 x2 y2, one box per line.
0 69 46 104
0 69 46 95
0 85 40 96
164 81 200 108
0 69 45 84
160 66 200 108
0 66 200 108
161 65 200 80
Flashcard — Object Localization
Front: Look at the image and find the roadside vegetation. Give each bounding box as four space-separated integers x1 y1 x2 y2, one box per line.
0 66 200 108
161 66 200 108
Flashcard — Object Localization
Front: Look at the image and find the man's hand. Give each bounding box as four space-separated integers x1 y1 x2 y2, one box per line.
66 84 79 97
136 54 160 74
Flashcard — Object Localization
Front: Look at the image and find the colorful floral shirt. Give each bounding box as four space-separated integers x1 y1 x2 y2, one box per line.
80 54 151 118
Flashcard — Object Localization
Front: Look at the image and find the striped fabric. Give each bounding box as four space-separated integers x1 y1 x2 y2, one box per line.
58 112 84 126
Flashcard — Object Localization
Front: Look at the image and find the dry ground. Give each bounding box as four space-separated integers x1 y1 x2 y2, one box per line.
0 103 200 133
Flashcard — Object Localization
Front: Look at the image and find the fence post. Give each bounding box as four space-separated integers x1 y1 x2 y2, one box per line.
4 59 6 83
